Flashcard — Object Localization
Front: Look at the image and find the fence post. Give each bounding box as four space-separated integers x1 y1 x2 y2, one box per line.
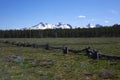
97 51 99 60
45 43 50 50
92 50 98 60
63 47 68 54
32 44 38 48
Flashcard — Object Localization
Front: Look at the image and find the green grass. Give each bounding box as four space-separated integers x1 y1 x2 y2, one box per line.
0 38 120 80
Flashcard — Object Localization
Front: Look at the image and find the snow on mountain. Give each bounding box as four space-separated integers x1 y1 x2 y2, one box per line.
86 23 95 28
86 23 103 28
23 22 104 30
28 22 72 30
55 22 72 29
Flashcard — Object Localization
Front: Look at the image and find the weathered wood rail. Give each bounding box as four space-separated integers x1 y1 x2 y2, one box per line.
86 48 120 60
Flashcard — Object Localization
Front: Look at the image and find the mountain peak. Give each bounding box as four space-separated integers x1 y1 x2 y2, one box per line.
28 22 72 30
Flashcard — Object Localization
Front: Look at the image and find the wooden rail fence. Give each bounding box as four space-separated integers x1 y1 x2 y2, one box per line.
0 40 120 60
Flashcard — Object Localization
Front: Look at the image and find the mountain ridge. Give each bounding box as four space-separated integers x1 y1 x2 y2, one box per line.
25 22 72 30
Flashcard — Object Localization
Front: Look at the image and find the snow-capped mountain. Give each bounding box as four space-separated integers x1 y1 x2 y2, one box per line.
95 24 103 28
86 23 95 28
86 23 103 28
27 22 72 30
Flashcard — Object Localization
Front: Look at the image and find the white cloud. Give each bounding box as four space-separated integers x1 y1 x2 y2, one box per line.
78 15 86 18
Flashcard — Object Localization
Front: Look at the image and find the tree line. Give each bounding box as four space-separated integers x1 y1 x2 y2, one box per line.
0 25 120 38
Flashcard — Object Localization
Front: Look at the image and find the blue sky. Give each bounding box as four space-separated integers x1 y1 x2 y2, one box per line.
0 0 120 29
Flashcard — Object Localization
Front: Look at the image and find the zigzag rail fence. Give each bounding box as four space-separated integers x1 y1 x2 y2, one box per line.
0 40 120 60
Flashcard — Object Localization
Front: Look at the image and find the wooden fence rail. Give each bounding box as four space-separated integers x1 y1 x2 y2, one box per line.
1 40 120 60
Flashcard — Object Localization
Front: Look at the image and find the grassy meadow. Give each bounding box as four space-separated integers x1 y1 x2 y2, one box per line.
0 38 120 80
